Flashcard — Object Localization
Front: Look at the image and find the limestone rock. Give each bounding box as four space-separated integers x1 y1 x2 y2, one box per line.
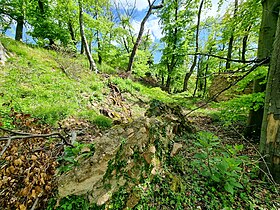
170 143 183 157
57 104 193 206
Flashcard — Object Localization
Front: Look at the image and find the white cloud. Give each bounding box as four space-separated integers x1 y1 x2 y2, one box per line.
146 17 163 41
131 16 162 41
113 0 149 11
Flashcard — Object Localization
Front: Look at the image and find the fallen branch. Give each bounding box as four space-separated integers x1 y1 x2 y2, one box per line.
187 53 258 63
0 127 30 135
197 63 251 79
0 138 11 157
0 127 73 147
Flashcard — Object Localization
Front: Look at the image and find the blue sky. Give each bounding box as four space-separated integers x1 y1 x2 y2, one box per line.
116 0 231 42
116 0 231 62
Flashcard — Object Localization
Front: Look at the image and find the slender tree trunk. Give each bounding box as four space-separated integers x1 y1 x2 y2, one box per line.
241 25 252 63
203 48 212 97
97 31 102 65
165 69 172 93
259 10 280 183
78 0 98 72
15 16 24 41
165 0 179 93
126 7 153 74
68 21 76 44
246 0 280 138
161 71 165 87
126 0 163 74
193 55 203 97
225 0 238 70
203 62 208 97
183 0 204 92
80 39 84 54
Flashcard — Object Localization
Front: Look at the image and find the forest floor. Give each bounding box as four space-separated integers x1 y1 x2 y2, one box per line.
0 36 279 209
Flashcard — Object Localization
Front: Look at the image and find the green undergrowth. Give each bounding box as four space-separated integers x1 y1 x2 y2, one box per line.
210 92 265 126
0 36 196 128
105 131 278 209
110 77 197 109
49 130 279 209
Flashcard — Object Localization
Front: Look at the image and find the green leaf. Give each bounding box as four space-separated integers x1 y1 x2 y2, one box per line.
229 180 243 189
217 161 228 172
211 174 221 182
194 153 207 159
224 182 234 194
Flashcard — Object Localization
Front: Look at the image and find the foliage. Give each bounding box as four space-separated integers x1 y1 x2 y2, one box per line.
57 142 95 174
92 115 112 129
159 0 198 92
193 131 248 194
212 92 265 126
47 195 104 210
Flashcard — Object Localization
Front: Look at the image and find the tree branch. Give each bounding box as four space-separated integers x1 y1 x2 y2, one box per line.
185 57 270 116
187 53 263 64
0 128 73 147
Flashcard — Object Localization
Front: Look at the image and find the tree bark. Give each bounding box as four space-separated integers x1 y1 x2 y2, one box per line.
193 55 203 97
80 39 85 54
126 7 153 73
241 25 252 63
68 21 76 45
78 0 98 72
15 15 24 41
126 0 163 74
165 0 179 93
259 10 280 183
183 0 204 92
246 0 280 138
225 0 238 70
97 31 102 65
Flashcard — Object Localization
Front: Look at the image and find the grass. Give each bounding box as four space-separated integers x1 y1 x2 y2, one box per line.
0 36 196 127
0 36 109 126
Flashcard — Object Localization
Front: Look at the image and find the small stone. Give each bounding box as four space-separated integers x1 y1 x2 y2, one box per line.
126 128 134 136
149 145 156 154
97 192 111 205
126 193 140 209
170 143 183 157
81 147 91 153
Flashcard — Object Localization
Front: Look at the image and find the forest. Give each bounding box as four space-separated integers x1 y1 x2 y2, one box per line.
0 0 280 209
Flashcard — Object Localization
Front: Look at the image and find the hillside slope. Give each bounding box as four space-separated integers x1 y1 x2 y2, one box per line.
0 37 279 210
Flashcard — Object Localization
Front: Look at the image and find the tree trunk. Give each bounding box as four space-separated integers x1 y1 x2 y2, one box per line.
225 0 238 70
15 16 24 41
165 71 172 93
259 10 280 183
126 6 153 74
241 25 252 63
78 0 98 72
126 0 163 74
165 0 179 93
68 21 76 45
80 39 84 54
193 55 203 97
97 31 102 65
183 0 204 92
246 0 280 138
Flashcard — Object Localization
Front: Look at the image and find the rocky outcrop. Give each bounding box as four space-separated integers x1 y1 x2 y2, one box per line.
209 74 253 101
57 102 193 208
